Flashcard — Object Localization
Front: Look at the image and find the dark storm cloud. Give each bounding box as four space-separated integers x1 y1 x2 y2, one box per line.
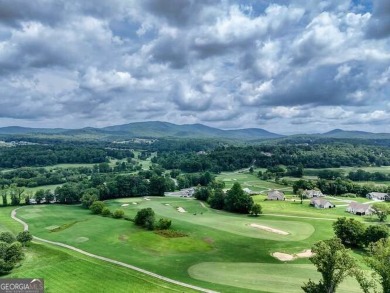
366 0 390 38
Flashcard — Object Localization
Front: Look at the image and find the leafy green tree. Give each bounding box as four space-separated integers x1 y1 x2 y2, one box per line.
364 225 389 247
366 238 390 293
16 231 33 247
135 208 155 230
250 204 262 216
89 201 105 214
149 175 166 196
302 238 359 293
224 183 254 214
371 203 390 222
1 189 8 206
113 209 125 219
34 189 45 204
333 217 366 247
44 189 54 203
101 207 111 217
194 186 211 201
0 259 14 275
0 232 16 244
81 190 99 209
208 188 225 210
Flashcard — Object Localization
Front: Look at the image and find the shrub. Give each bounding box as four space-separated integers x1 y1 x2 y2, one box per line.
113 209 125 219
0 232 16 244
16 231 33 247
90 201 105 214
101 207 111 217
156 218 172 230
134 208 155 229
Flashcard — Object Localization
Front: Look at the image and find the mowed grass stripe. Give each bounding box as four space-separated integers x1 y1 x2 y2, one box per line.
188 262 363 293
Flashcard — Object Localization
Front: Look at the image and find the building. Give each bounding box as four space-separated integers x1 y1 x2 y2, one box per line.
303 189 324 198
346 202 373 216
267 190 285 201
366 192 387 201
310 198 335 209
385 194 390 202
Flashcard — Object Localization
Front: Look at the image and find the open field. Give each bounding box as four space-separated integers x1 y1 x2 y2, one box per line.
12 196 369 292
304 166 390 176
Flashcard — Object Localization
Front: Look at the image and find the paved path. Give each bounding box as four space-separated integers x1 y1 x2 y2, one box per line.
11 208 218 293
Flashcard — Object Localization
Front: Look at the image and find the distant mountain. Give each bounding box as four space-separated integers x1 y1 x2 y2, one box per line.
321 129 390 139
0 121 283 141
0 126 66 135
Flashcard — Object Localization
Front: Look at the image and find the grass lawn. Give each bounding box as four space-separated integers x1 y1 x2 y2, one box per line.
216 172 292 193
0 206 197 293
12 196 370 293
304 166 390 176
188 262 362 293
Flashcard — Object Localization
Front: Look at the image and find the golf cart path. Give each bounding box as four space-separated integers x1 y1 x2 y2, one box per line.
11 208 217 293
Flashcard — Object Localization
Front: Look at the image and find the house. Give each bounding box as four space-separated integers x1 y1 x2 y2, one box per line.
366 192 387 201
267 190 285 201
303 189 324 198
310 198 335 209
346 202 373 216
385 194 390 202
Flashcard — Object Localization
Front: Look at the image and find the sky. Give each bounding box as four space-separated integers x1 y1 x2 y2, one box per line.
0 0 389 134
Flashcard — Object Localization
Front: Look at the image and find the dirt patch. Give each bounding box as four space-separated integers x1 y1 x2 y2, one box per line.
155 230 188 238
249 223 289 235
203 237 215 244
118 234 129 241
177 207 186 213
272 249 314 261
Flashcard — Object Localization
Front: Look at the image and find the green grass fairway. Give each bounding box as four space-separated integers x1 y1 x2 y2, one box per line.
8 243 196 293
12 196 373 292
216 172 292 193
188 262 362 293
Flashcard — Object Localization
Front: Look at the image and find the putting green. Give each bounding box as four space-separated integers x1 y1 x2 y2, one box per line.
188 262 363 293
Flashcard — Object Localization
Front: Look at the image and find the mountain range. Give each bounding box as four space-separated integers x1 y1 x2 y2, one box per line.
0 122 389 141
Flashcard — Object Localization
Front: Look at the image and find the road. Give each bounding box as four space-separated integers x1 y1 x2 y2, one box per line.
11 208 218 293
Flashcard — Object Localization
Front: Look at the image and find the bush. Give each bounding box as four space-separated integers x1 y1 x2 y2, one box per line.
156 218 172 230
90 201 105 214
101 207 111 217
16 231 33 247
0 232 16 244
250 204 262 216
364 225 389 246
134 208 155 229
113 209 125 219
333 217 366 247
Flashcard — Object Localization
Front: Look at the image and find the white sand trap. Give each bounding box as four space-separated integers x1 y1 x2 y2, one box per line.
249 223 289 235
75 237 89 243
296 249 314 258
132 202 138 205
165 204 170 206
144 197 151 201
45 225 59 230
121 204 129 207
272 249 314 261
177 207 187 213
272 252 295 261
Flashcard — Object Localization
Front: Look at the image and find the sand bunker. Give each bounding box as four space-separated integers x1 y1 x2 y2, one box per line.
132 202 138 205
144 197 151 201
121 204 129 207
272 249 314 261
249 223 289 235
165 203 170 206
177 207 187 213
75 237 89 243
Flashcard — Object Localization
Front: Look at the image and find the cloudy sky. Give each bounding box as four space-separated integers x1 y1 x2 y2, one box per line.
0 0 389 134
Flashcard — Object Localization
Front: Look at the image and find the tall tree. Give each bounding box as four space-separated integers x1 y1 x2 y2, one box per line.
366 238 390 293
224 182 253 214
302 238 360 293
